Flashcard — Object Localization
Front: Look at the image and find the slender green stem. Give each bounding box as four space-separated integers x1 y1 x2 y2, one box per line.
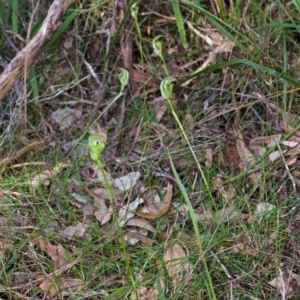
95 159 137 294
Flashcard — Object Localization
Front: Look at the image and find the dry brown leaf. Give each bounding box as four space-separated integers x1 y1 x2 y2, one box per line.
149 96 168 122
287 157 297 166
124 229 153 246
173 203 189 216
222 142 240 175
249 134 282 157
131 286 159 300
267 269 300 296
113 172 141 191
212 176 236 204
61 278 83 296
269 150 282 162
163 243 193 286
61 223 89 239
136 184 173 220
233 242 258 257
283 140 300 148
94 197 112 225
24 162 68 188
96 167 114 185
93 187 121 200
213 39 235 53
39 275 83 296
281 124 300 143
127 68 160 88
141 191 163 213
51 108 81 130
254 202 275 218
205 148 213 168
126 218 156 232
33 236 69 268
196 207 242 223
233 126 261 183
39 276 58 294
0 238 12 250
183 113 195 131
281 110 298 127
249 134 282 148
82 201 94 217
118 197 144 227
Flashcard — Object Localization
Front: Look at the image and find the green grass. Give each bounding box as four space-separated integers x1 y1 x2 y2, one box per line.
1 0 300 298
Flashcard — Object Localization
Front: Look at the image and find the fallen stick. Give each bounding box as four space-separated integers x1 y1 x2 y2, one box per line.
0 0 76 102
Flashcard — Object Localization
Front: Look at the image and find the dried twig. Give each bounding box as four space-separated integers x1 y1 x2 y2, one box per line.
0 0 76 102
0 137 51 170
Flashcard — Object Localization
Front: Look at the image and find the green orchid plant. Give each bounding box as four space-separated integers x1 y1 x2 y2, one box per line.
88 132 107 165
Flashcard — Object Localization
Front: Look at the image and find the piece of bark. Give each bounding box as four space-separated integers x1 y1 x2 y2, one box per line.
0 0 76 102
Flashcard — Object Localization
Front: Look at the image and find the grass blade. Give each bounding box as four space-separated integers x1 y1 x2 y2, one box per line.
179 58 300 88
171 0 189 48
12 0 18 34
48 10 78 46
29 66 39 101
292 0 300 14
168 153 216 300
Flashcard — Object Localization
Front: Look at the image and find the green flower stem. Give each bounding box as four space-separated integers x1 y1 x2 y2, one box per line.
131 2 144 70
88 135 136 294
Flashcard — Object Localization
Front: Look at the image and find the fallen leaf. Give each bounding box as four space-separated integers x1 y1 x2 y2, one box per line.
283 140 300 148
267 270 299 296
39 275 83 296
232 242 258 257
126 218 156 232
222 142 240 175
136 184 173 220
33 236 69 268
96 167 114 185
113 172 141 191
269 150 282 162
213 39 235 53
196 207 241 223
233 120 261 183
118 197 144 227
60 223 89 239
71 193 92 204
131 286 159 300
82 201 94 217
24 162 68 188
281 124 300 143
149 96 168 122
51 108 81 130
39 276 57 294
183 113 194 131
163 243 193 286
249 134 282 149
205 148 213 168
173 203 189 216
94 197 112 225
124 229 153 246
61 278 83 296
254 202 276 218
287 157 297 166
212 176 236 204
94 187 121 200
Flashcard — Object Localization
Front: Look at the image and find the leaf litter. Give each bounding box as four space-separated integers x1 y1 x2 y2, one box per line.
3 2 300 299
